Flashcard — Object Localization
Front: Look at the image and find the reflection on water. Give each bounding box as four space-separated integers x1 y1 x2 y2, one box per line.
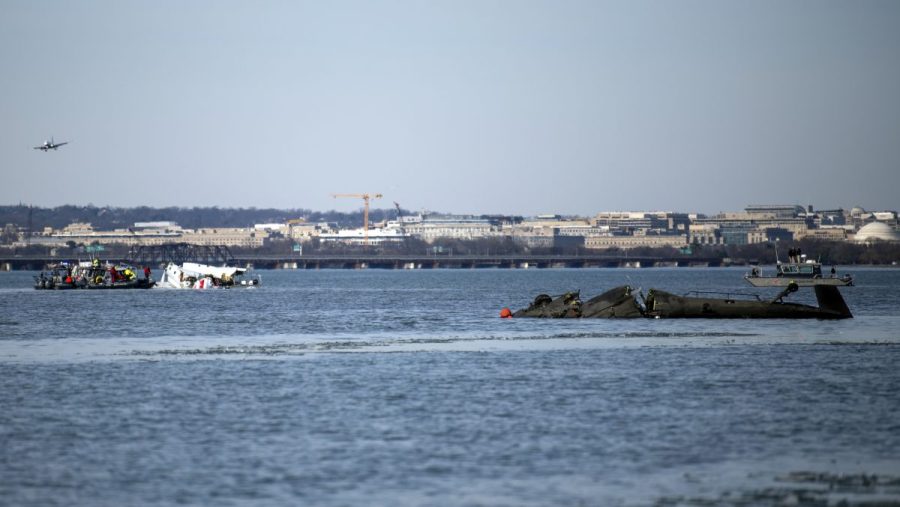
1 268 899 506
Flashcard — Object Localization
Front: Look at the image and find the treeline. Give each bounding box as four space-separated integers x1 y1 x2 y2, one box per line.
718 238 900 266
0 204 405 231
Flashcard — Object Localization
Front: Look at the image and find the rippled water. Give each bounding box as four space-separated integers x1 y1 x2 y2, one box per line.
1 267 899 506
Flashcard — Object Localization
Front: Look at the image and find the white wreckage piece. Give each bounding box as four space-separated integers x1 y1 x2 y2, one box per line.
156 262 260 289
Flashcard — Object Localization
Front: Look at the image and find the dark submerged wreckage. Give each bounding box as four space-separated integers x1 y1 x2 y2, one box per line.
503 284 852 320
509 286 645 318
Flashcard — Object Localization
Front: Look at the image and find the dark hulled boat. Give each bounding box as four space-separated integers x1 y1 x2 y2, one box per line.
34 261 155 290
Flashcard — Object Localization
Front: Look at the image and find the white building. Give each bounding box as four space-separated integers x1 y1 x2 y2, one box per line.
853 222 900 243
403 214 495 243
318 222 407 245
26 222 269 248
585 234 688 250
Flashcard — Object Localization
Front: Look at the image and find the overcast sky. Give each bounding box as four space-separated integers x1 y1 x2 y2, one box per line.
2 1 898 216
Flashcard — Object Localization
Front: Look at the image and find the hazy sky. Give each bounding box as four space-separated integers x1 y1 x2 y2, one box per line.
2 1 898 216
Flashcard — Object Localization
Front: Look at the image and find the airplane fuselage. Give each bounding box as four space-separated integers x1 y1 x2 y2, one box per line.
34 138 68 151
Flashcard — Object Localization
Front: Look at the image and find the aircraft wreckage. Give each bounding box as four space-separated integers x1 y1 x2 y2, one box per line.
501 284 852 320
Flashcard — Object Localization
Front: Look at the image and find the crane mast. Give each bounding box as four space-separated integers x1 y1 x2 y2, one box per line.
331 193 383 245
393 201 406 236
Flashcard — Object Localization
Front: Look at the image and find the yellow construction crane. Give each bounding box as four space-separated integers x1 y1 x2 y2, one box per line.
331 193 383 245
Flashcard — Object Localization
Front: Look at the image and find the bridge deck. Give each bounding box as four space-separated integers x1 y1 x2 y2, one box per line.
0 253 724 270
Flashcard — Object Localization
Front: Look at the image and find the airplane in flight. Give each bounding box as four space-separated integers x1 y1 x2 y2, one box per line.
33 137 69 151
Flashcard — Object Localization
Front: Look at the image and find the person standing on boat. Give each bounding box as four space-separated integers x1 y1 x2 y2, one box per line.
143 266 151 280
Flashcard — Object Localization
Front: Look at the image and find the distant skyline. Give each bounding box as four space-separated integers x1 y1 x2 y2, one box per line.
2 1 899 216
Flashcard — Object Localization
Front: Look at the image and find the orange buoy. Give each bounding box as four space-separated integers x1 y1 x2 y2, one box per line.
500 307 513 318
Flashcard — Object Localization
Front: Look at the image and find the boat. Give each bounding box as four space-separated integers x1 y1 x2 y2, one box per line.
744 253 852 288
156 262 260 289
34 260 155 290
503 283 853 319
34 268 81 290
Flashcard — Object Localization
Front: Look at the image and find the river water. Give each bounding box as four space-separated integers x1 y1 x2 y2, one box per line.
1 267 899 506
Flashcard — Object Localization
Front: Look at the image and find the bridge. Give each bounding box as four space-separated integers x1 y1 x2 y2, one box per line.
230 253 723 269
0 248 726 270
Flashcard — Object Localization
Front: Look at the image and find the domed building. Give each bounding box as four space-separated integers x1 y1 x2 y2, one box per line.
854 222 900 243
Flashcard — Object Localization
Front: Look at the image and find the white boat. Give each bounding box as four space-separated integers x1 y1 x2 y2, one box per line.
744 259 852 287
156 262 260 289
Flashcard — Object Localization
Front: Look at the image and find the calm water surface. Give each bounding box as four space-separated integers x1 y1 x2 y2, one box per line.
1 267 899 506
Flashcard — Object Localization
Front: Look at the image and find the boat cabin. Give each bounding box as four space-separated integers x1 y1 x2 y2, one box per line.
776 262 822 278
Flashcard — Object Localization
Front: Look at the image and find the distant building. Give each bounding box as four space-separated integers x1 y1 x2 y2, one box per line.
692 204 814 244
585 233 687 250
803 227 850 242
11 202 896 251
872 211 898 224
845 207 897 226
593 211 652 233
593 211 689 235
688 223 722 245
287 222 335 242
180 228 269 248
133 221 179 229
24 221 268 248
318 224 407 245
812 209 846 227
508 216 600 249
744 204 806 219
403 214 495 243
254 223 287 232
853 222 900 243
718 225 758 245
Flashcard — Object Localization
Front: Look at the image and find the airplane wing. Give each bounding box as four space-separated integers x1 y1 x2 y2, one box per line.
33 146 46 150
55 142 68 147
